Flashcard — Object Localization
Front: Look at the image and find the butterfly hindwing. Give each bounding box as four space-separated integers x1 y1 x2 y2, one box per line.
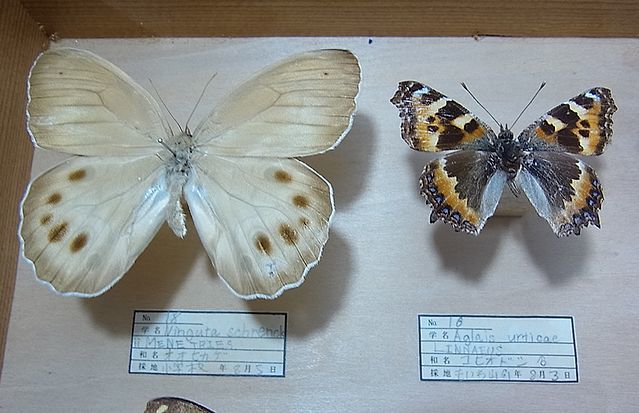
517 151 604 236
420 151 508 235
184 156 333 299
519 87 616 155
20 155 168 296
391 81 495 152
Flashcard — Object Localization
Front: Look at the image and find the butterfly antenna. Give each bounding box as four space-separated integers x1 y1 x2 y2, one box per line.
149 79 182 134
157 138 176 156
510 82 546 129
461 82 500 126
185 73 217 135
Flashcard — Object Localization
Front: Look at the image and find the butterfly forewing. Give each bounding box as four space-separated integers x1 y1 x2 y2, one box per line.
391 81 495 152
27 48 171 156
194 49 361 157
518 87 616 155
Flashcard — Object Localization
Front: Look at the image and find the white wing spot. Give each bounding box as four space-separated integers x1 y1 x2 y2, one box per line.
265 261 277 277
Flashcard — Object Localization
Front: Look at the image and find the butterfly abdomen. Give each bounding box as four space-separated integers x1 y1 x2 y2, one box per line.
163 132 196 238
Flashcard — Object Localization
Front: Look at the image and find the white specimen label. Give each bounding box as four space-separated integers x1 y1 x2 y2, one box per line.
419 315 577 382
130 310 286 377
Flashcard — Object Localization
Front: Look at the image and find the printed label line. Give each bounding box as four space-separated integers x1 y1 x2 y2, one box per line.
131 358 284 364
419 327 494 331
420 339 574 345
135 322 205 325
421 364 575 369
132 334 284 339
132 346 283 352
421 352 575 357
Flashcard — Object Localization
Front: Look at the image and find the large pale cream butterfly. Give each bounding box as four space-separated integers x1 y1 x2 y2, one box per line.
20 48 360 299
145 397 214 413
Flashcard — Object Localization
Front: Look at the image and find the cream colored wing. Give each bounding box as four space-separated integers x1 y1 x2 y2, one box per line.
27 48 171 156
193 49 360 157
184 155 333 299
20 155 169 296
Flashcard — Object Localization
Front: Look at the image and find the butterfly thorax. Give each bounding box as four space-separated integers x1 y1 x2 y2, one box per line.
494 127 523 180
162 131 197 238
165 132 195 177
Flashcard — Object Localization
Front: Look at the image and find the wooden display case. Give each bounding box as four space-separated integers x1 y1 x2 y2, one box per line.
1 1 638 411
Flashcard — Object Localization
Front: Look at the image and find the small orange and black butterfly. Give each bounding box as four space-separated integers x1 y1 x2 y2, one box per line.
391 81 616 236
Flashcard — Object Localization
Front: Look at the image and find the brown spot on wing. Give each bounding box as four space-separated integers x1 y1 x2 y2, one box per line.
48 222 68 242
41 213 53 225
464 119 480 133
279 223 298 245
47 192 62 204
572 93 595 108
300 217 310 227
435 126 465 148
555 129 582 151
537 120 555 137
438 100 466 120
70 233 88 252
293 194 309 208
68 169 86 181
549 103 580 125
274 170 292 183
255 233 272 255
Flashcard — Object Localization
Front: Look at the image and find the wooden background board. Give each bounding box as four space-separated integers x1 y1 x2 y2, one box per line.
17 0 639 38
2 37 639 412
0 0 47 374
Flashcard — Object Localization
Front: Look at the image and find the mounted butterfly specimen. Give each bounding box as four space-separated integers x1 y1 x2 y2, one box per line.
20 48 360 299
391 81 616 236
145 397 215 413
